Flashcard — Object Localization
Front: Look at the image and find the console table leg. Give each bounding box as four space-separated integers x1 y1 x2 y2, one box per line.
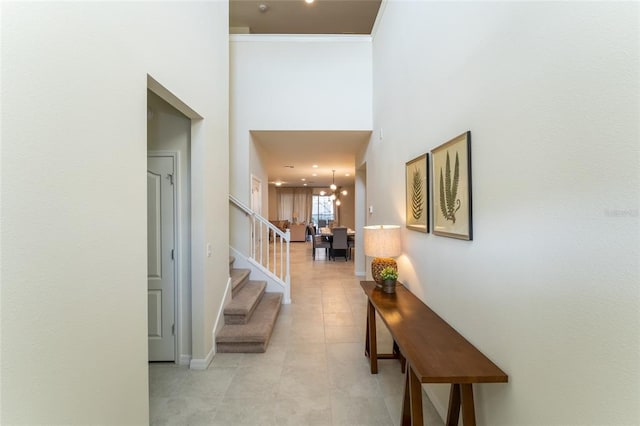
400 364 423 425
401 367 411 426
444 383 477 426
446 384 461 426
460 384 476 426
367 301 378 374
365 311 370 358
409 366 423 426
393 341 406 373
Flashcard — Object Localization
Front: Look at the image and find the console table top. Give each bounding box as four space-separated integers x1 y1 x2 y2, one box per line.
360 281 508 384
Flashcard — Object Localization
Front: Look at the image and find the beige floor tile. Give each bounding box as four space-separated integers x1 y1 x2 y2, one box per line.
180 367 236 398
322 302 353 314
212 398 277 425
223 365 281 400
324 325 362 343
149 240 443 425
276 364 331 399
331 395 394 426
274 396 333 426
149 364 188 398
240 345 287 368
284 342 328 368
323 311 357 326
208 352 245 368
150 396 218 426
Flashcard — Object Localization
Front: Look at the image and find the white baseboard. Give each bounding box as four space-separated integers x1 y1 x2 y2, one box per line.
355 271 365 277
189 277 231 370
189 346 214 370
215 277 232 335
178 354 192 366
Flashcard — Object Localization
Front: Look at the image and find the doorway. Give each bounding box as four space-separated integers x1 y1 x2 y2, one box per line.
251 174 263 255
251 174 262 216
147 89 192 363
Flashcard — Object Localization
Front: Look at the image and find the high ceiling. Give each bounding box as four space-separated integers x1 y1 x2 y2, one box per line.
231 1 380 189
252 131 371 188
229 0 382 35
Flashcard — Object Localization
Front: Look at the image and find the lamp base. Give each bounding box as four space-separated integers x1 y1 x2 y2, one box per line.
372 257 397 287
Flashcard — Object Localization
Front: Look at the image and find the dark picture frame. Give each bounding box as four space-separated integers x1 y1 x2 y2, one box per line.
405 153 429 233
431 131 473 240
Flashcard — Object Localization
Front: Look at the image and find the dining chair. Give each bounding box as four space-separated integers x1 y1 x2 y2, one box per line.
313 235 331 260
331 227 349 261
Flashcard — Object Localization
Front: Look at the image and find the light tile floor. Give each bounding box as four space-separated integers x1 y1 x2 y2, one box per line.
149 240 444 425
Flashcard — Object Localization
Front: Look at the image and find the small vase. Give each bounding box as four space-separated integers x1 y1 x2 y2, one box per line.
382 279 396 294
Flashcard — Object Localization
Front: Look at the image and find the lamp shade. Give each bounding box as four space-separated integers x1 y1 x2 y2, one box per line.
363 225 401 258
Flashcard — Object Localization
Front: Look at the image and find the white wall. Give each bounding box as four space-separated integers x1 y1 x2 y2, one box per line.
370 2 639 425
147 91 192 364
268 185 278 220
337 185 356 230
230 35 372 253
1 2 228 423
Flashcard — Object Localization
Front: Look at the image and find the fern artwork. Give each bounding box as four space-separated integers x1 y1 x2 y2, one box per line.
439 151 461 224
411 167 424 220
431 131 473 241
405 154 429 233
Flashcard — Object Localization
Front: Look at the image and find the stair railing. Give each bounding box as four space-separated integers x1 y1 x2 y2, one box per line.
229 194 291 303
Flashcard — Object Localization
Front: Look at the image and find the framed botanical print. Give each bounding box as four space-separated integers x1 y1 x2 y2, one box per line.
431 131 473 240
405 153 429 233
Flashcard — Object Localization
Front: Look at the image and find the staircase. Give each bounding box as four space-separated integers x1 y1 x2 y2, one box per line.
216 257 282 353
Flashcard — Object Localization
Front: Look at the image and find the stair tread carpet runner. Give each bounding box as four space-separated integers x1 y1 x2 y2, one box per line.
217 261 282 353
216 292 282 353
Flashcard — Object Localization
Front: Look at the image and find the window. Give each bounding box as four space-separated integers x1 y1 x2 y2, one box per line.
312 195 334 225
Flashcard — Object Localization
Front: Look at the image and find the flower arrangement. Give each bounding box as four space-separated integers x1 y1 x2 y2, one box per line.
380 266 398 281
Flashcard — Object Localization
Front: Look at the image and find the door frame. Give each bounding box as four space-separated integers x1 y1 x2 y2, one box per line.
250 174 262 251
250 174 262 216
148 150 181 362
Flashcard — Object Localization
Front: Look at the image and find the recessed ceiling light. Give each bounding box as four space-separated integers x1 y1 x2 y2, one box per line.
303 183 307 186
275 182 282 186
301 178 306 181
345 173 350 176
305 0 314 4
312 164 318 168
312 173 317 177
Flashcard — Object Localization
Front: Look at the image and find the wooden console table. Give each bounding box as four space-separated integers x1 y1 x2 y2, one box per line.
361 281 508 426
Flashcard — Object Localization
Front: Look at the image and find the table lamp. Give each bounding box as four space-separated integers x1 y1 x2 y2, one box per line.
363 225 401 287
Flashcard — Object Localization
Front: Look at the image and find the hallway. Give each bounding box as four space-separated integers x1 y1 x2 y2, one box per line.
149 241 443 425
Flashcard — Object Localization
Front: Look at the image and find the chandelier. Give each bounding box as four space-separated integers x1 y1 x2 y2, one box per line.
322 170 347 206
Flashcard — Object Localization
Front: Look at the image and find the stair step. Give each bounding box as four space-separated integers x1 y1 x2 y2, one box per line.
228 256 235 273
216 292 283 353
230 268 250 297
224 280 266 325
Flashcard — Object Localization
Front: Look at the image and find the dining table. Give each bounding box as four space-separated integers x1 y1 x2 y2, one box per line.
318 227 356 260
319 227 356 237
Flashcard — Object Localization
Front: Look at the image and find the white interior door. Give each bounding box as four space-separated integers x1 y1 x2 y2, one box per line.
147 156 176 361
